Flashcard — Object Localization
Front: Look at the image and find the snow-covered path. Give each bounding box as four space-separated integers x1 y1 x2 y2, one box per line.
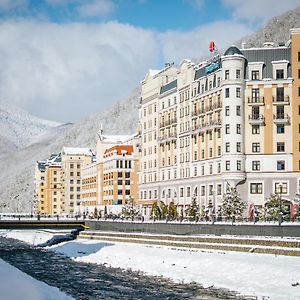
0 259 73 300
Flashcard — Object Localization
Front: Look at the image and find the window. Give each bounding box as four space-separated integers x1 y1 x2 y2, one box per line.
209 185 213 195
277 142 285 152
236 124 241 134
276 69 284 79
225 161 230 171
237 160 241 171
217 184 222 195
252 161 260 171
225 69 229 79
180 188 184 197
298 51 300 62
186 187 191 197
70 163 74 169
252 125 260 134
218 146 221 156
251 70 259 80
236 105 241 116
298 69 300 79
276 87 284 101
299 87 300 97
225 106 230 116
225 124 230 134
250 183 262 194
236 142 241 152
225 88 230 98
277 160 285 170
209 164 213 174
236 87 241 98
252 143 260 153
201 186 205 196
225 142 230 152
218 162 221 173
252 88 259 102
236 69 241 79
277 124 285 134
275 182 288 194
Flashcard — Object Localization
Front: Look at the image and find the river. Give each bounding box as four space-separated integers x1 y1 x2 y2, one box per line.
0 237 252 300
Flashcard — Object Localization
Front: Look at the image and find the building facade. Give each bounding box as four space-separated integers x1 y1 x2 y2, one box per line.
138 28 300 217
61 147 93 216
34 154 62 216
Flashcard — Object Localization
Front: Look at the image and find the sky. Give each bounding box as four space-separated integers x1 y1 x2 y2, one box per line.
0 0 299 122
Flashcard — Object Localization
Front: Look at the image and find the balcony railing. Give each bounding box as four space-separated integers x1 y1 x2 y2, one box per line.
273 96 290 104
248 114 265 125
273 113 290 124
248 97 264 105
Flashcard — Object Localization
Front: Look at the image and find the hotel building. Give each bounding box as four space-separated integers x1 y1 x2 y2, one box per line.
138 28 300 217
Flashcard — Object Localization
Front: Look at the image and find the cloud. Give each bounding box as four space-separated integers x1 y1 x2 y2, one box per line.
222 0 300 23
0 0 27 11
0 21 160 122
77 0 115 18
160 20 252 63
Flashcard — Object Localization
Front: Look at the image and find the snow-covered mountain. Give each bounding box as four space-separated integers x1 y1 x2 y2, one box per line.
237 6 300 48
0 88 140 212
0 104 61 152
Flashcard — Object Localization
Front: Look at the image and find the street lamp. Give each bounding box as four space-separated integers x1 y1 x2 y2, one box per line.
278 183 283 226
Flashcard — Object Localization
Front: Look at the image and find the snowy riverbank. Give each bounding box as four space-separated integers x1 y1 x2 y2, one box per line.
2 230 300 299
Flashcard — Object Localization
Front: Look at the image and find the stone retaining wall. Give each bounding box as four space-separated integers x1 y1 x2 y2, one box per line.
85 221 300 237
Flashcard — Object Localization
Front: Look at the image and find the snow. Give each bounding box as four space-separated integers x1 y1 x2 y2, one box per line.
62 147 93 156
0 103 60 151
0 259 73 300
3 230 300 300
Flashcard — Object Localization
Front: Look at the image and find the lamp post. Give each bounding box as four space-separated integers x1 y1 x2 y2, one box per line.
278 183 283 226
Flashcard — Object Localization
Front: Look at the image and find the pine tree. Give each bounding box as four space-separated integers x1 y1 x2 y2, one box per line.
188 196 199 221
168 201 177 221
221 185 245 222
295 204 300 221
265 193 290 221
150 202 161 220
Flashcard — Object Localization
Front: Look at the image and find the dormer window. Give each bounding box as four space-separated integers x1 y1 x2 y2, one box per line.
251 70 259 80
276 69 284 79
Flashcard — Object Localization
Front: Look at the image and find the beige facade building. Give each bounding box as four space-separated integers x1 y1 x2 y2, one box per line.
61 147 93 216
138 28 300 218
34 154 62 216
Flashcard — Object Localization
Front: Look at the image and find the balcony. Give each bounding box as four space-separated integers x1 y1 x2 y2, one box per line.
192 108 205 117
273 96 290 105
273 113 290 124
214 101 222 110
248 114 265 125
248 97 264 105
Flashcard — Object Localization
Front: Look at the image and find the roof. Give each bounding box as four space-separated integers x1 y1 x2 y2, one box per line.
242 47 291 78
104 145 134 156
224 46 243 56
62 147 93 156
37 161 46 172
160 79 177 94
45 153 61 167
